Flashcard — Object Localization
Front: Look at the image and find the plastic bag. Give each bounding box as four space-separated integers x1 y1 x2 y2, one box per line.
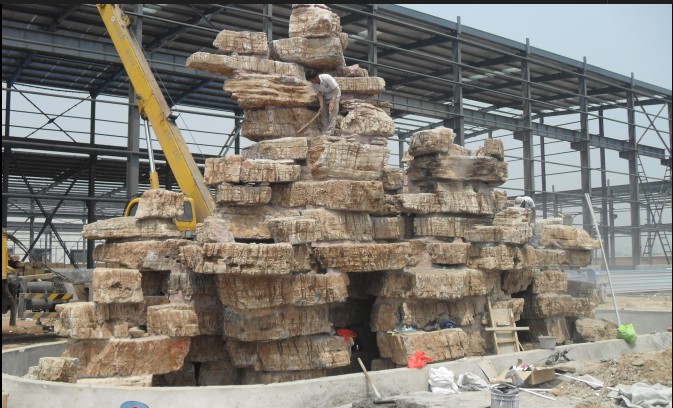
457 372 489 391
617 323 637 344
428 366 459 394
407 350 432 368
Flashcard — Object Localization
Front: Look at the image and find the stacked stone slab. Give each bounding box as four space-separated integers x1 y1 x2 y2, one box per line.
183 3 395 383
46 4 603 386
51 189 199 379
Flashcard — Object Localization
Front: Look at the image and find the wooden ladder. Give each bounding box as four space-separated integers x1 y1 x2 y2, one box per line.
486 299 528 354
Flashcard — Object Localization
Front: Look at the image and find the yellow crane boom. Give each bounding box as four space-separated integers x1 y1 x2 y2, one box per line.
97 4 215 222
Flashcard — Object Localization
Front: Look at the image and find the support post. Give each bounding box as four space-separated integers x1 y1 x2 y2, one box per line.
367 5 378 76
126 4 142 198
627 74 641 266
451 17 464 146
87 96 97 268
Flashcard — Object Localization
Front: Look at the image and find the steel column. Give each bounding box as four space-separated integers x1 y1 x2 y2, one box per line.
452 17 464 146
578 58 592 233
539 117 547 219
367 5 378 76
627 75 641 266
2 87 11 229
520 39 535 197
126 4 142 198
86 97 97 268
598 108 610 262
263 5 273 42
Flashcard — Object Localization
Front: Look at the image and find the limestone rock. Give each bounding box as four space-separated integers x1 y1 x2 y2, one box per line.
376 329 468 366
426 241 470 265
574 317 618 342
371 267 499 300
370 296 486 331
271 36 345 70
54 302 109 339
470 245 535 271
214 205 276 240
196 216 235 244
532 248 593 269
223 305 331 342
63 336 191 377
307 137 389 180
186 336 231 363
93 239 191 271
413 216 480 239
214 271 348 310
538 224 600 250
242 369 325 385
24 357 79 383
186 52 303 77
216 183 272 205
242 137 309 160
371 216 404 240
92 268 143 304
168 270 217 298
330 64 369 78
213 30 269 56
501 268 536 294
134 189 184 220
180 242 293 275
407 127 455 157
465 225 532 245
147 304 221 337
289 4 342 38
313 242 411 273
240 159 301 183
380 166 405 192
396 191 503 216
408 155 508 186
335 77 386 96
242 108 321 141
338 101 395 137
205 156 300 185
475 138 504 160
271 180 385 212
226 335 352 371
266 216 318 244
224 73 317 109
204 155 243 185
530 270 568 294
81 217 180 240
493 206 530 225
300 208 373 241
522 293 596 318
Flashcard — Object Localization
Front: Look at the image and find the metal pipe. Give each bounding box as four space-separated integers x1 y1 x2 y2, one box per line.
585 192 621 326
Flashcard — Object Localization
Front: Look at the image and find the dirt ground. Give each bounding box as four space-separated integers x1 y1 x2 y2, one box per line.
597 292 672 312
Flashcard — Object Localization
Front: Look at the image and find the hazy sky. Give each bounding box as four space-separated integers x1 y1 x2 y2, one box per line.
400 4 673 90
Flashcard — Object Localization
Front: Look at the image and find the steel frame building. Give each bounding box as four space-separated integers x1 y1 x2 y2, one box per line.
2 4 671 268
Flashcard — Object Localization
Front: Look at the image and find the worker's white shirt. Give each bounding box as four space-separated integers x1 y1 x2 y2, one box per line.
312 74 340 100
519 196 535 209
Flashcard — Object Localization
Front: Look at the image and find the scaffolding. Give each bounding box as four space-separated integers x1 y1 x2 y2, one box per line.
2 4 671 268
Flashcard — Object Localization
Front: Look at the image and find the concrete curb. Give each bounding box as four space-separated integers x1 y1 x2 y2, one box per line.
3 332 671 408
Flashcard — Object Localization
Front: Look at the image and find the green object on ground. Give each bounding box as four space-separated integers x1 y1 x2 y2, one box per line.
617 323 637 343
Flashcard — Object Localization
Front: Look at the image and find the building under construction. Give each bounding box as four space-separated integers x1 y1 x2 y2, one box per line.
2 5 671 276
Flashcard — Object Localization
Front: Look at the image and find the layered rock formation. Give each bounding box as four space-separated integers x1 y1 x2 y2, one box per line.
40 3 601 386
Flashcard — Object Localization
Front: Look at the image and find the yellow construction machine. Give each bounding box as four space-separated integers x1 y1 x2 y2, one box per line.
3 229 89 326
97 4 216 233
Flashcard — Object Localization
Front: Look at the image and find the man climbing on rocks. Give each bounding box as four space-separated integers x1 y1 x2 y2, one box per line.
515 195 536 224
306 68 341 136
